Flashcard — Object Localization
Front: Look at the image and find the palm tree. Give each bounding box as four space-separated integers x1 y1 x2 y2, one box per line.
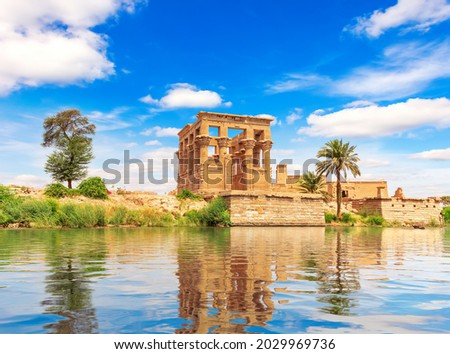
316 139 361 219
298 171 331 201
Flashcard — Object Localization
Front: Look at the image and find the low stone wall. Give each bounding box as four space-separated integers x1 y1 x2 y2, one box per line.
349 198 442 225
219 191 325 226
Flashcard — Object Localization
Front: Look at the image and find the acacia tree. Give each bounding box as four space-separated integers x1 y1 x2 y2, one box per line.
316 139 361 219
42 110 96 188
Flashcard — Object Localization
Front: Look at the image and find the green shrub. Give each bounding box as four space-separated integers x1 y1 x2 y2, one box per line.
181 210 202 226
341 212 357 224
0 210 9 226
176 189 203 201
442 207 450 224
93 206 107 227
44 183 70 198
0 185 14 203
57 203 106 228
78 177 108 200
1 198 25 224
364 215 385 226
325 212 337 223
109 206 127 226
125 209 145 226
22 199 59 227
198 197 231 226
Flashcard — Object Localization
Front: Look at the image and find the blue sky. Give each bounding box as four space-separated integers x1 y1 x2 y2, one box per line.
1 0 450 196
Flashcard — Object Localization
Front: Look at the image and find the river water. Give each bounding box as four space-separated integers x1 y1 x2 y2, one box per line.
0 227 449 334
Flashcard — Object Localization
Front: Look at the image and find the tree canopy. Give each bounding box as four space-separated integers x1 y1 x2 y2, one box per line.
316 139 361 218
42 110 96 188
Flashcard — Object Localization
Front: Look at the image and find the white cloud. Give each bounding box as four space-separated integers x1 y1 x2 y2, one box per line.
360 159 391 168
12 174 48 188
266 74 328 94
140 83 229 109
410 147 450 160
344 100 375 108
256 113 278 126
139 94 159 105
268 41 450 101
272 149 296 156
313 109 326 115
334 41 450 100
88 107 131 131
286 108 303 124
144 140 162 146
298 97 450 138
0 1 143 95
141 126 180 137
348 0 450 38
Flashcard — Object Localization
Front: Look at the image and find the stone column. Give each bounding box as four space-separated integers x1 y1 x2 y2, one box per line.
195 135 212 164
216 137 230 161
195 135 212 189
217 137 231 190
262 140 273 185
242 139 256 190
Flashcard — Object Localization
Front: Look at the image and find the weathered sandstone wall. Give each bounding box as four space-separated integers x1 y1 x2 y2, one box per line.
220 191 325 226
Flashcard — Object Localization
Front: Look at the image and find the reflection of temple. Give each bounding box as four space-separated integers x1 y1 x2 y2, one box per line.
176 232 275 334
176 228 334 333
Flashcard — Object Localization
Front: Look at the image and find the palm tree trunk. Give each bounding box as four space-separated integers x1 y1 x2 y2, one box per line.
336 168 342 219
68 180 72 189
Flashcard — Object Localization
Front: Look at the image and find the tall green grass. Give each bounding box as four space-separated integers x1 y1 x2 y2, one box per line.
442 207 450 225
0 185 231 229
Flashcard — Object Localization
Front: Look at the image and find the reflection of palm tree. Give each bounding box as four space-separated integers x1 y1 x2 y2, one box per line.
42 231 107 334
316 230 360 316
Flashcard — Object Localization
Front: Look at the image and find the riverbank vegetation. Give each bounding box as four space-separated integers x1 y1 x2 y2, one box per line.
0 185 230 229
325 210 444 228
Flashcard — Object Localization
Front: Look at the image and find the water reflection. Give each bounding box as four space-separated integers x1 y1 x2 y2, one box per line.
41 231 107 333
0 227 449 333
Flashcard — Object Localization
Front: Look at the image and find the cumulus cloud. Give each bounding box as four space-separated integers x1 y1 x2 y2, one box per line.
347 0 450 38
298 97 450 138
141 126 180 137
410 147 450 160
0 0 143 95
140 83 230 109
267 41 450 101
286 108 303 124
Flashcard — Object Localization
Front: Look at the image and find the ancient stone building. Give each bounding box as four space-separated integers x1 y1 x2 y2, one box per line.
176 112 442 226
176 112 325 226
177 111 274 193
327 180 389 200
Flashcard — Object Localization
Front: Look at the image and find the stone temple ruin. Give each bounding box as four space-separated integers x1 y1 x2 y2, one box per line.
177 112 443 226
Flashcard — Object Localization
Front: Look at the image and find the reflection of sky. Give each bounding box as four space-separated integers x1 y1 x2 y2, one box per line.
1 227 450 333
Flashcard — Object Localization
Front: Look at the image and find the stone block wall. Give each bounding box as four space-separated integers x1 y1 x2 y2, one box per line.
220 191 325 226
349 198 442 225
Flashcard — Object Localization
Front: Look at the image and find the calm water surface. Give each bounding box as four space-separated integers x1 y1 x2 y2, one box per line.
0 227 449 334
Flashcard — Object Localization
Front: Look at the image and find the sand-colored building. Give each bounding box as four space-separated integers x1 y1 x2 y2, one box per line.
177 111 274 193
176 112 442 226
